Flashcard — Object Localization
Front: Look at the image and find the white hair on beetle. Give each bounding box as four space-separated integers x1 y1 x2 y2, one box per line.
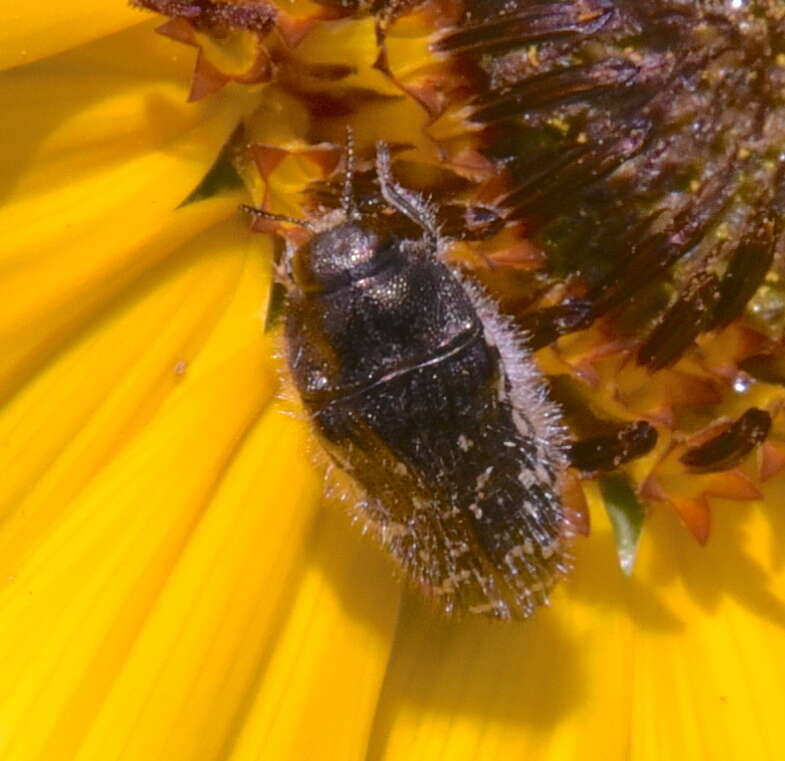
457 276 569 470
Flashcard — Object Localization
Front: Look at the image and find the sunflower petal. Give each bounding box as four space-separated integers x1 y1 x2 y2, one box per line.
0 214 264 533
70 408 324 761
0 20 240 198
367 495 785 760
0 221 276 760
0 23 257 400
226 505 401 761
0 1 142 71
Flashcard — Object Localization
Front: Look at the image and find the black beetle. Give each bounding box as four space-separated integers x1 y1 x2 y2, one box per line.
244 139 572 619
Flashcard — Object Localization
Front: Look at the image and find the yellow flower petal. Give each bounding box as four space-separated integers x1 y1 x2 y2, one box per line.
292 17 401 97
0 23 257 398
70 409 321 761
0 211 259 545
367 494 785 761
227 507 401 761
0 217 275 761
1 20 219 198
0 1 142 70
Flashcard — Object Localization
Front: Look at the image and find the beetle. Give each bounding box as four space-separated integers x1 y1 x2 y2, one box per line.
244 138 572 618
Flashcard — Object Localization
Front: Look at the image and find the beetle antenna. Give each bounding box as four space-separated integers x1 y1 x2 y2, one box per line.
375 142 439 245
241 204 316 232
342 126 361 221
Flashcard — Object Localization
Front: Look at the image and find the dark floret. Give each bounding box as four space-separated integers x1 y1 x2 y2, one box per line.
437 0 785 366
131 0 276 32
